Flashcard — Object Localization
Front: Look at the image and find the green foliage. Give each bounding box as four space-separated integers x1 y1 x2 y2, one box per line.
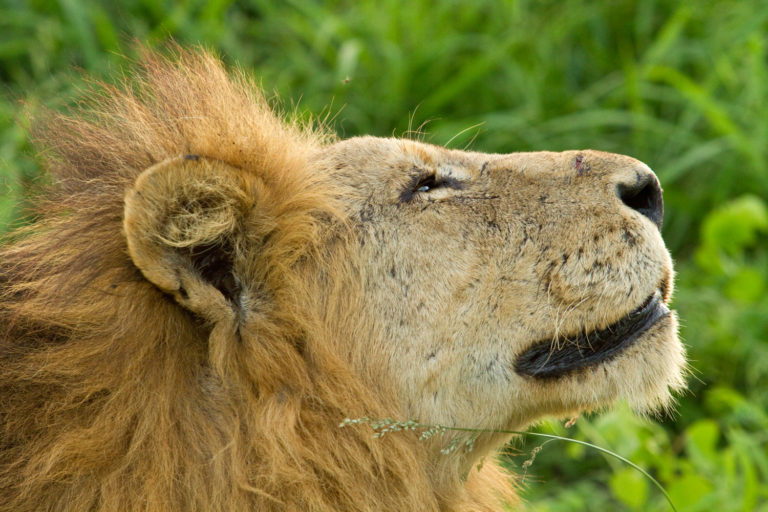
519 403 768 511
693 195 768 306
610 467 649 509
1 0 767 510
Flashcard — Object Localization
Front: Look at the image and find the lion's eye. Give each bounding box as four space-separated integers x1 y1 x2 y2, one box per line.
401 172 462 203
415 174 438 193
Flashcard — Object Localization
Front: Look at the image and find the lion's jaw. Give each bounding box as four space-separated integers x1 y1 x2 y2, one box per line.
324 138 686 445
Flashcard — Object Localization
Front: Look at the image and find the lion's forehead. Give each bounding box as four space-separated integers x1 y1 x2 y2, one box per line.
324 137 649 177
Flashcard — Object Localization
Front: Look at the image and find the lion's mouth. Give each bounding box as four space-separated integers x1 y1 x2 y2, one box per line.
514 291 670 379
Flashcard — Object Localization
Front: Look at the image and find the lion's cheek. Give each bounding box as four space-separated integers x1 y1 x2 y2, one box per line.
539 225 672 319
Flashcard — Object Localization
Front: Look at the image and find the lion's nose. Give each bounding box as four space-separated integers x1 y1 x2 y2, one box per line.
616 171 664 231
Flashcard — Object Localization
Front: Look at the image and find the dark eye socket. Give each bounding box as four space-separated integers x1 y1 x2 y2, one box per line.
415 174 438 193
400 172 463 203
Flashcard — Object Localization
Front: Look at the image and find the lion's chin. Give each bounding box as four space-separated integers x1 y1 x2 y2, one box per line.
610 311 687 415
513 310 686 425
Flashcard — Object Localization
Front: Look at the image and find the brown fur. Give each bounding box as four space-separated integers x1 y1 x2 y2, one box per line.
0 48 685 511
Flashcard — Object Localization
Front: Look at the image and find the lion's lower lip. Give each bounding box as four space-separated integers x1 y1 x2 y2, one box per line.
514 291 669 379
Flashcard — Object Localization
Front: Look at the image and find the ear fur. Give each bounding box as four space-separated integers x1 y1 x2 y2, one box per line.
124 155 267 324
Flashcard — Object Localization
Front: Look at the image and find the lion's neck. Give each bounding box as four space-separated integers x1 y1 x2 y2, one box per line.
0 275 516 512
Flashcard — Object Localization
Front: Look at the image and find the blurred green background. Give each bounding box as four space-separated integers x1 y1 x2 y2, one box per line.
1 0 766 510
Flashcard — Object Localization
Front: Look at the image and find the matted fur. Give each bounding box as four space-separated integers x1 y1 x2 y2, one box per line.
0 48 685 511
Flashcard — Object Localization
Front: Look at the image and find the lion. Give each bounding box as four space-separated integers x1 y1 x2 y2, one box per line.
0 48 686 511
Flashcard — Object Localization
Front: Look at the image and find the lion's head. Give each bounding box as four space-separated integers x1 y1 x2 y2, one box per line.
0 49 685 511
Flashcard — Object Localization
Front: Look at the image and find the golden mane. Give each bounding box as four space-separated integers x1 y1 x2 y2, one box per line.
0 48 515 511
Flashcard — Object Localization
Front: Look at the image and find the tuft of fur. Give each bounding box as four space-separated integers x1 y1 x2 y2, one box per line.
0 48 518 511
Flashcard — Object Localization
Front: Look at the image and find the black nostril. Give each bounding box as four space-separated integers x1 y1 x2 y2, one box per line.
617 173 664 230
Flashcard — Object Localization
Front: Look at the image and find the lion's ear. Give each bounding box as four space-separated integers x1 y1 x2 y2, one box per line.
124 155 265 323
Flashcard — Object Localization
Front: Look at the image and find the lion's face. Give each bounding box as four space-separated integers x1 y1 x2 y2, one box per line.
319 137 686 431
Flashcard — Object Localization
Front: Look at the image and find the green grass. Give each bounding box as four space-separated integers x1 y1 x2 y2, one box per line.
1 0 767 510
